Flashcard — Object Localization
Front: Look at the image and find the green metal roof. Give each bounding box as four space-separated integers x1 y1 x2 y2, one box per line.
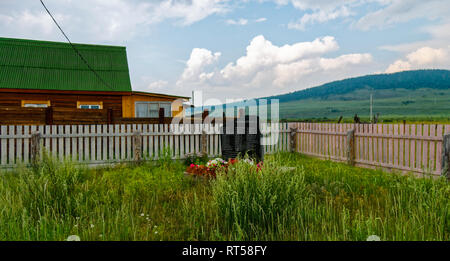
0 37 132 92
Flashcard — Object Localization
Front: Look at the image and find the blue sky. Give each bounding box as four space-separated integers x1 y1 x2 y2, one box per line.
1 0 449 104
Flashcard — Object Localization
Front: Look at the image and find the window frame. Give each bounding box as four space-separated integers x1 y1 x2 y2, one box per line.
134 101 172 118
21 100 51 108
77 101 103 109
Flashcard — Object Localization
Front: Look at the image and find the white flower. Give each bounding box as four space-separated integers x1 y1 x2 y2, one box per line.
154 231 158 235
140 213 145 217
66 235 81 241
366 235 381 241
90 224 95 228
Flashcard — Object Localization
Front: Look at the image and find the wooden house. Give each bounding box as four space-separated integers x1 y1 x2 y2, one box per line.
0 37 189 125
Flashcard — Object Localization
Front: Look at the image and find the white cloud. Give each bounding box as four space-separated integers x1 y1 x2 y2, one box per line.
225 18 248 25
385 46 450 73
150 0 230 26
147 80 169 91
288 6 352 31
0 0 230 43
176 35 373 99
178 48 221 84
356 0 450 31
255 17 267 22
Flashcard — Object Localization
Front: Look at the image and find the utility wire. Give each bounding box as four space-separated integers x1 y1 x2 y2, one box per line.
39 0 115 91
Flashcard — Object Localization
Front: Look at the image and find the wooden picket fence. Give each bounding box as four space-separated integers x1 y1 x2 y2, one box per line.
0 124 221 168
291 123 450 176
0 122 449 177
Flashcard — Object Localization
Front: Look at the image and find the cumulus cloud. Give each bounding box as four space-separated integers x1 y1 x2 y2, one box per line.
176 35 373 99
385 46 450 73
177 48 222 84
255 17 267 22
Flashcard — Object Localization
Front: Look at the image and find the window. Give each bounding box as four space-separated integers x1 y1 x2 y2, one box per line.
135 102 172 118
77 101 103 109
22 100 50 108
80 105 101 109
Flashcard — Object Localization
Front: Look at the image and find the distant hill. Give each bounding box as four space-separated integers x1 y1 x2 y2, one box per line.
263 69 450 103
204 70 450 122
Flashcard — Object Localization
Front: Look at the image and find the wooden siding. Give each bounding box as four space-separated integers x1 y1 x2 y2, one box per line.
0 90 123 120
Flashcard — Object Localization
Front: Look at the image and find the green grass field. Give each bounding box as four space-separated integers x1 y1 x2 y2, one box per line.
280 88 450 123
0 152 448 241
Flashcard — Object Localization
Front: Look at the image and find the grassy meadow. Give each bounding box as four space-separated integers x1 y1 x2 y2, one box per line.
280 88 450 123
0 152 448 241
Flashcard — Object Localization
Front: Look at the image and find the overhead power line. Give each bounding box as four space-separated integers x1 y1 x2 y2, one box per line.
39 0 115 91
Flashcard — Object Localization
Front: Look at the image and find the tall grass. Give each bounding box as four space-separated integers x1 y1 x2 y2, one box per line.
0 152 448 241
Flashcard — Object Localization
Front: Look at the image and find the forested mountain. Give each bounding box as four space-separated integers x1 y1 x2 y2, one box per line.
264 70 450 103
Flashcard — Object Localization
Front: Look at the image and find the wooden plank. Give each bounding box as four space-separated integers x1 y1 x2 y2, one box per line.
78 125 84 162
164 124 169 156
404 125 410 168
184 124 190 156
148 124 154 159
416 124 422 170
120 124 126 160
436 125 443 173
126 124 132 160
71 125 77 162
399 124 404 167
179 124 184 159
422 124 429 171
368 124 373 163
429 125 436 172
64 125 71 159
154 124 159 159
214 124 220 156
410 125 416 170
84 125 90 162
44 125 50 153
108 125 114 161
23 126 29 164
169 124 175 158
7 126 14 165
90 125 96 162
58 125 64 161
142 124 148 159
52 125 57 159
16 125 22 163
102 124 107 161
174 124 179 159
159 124 165 157
394 124 399 166
382 124 388 164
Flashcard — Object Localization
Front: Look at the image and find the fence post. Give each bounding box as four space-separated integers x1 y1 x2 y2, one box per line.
442 133 450 179
290 126 297 153
31 131 42 165
201 128 208 157
133 132 142 163
347 129 355 166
